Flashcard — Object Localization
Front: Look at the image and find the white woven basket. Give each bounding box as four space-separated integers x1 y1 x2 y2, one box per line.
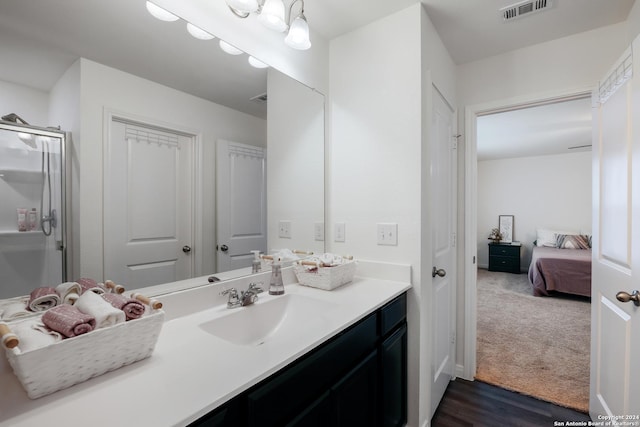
292 261 357 291
4 309 164 399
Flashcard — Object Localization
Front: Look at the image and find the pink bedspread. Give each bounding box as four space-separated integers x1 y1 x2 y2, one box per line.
527 246 592 297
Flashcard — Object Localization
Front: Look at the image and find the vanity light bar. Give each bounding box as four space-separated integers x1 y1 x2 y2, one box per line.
145 1 270 70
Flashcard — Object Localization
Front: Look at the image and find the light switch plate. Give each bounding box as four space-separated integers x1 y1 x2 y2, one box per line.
334 222 346 242
279 220 292 238
377 223 397 246
314 222 325 241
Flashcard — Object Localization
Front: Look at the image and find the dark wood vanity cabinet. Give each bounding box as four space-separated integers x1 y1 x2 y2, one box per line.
189 293 407 427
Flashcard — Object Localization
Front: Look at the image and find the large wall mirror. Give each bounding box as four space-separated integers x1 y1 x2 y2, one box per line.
0 0 324 304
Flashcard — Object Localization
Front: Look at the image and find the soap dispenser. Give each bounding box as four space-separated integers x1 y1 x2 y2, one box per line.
268 258 285 295
251 250 261 274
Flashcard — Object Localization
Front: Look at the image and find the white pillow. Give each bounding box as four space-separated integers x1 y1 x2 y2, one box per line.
536 228 579 247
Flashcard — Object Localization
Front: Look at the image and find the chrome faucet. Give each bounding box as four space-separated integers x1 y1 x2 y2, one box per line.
220 282 264 308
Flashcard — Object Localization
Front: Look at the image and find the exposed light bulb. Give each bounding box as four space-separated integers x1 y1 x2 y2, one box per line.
145 1 179 22
219 40 244 55
186 22 215 40
248 56 269 69
258 0 287 32
226 0 260 13
284 14 311 50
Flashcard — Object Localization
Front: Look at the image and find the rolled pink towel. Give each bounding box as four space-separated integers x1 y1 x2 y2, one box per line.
42 304 96 338
76 277 106 295
28 287 61 312
102 293 146 320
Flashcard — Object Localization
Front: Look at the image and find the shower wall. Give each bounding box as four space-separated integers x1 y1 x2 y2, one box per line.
0 125 64 299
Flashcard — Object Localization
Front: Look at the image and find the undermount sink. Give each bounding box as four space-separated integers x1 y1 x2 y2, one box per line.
199 293 338 346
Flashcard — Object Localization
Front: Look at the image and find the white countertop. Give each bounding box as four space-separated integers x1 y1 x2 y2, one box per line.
0 275 410 427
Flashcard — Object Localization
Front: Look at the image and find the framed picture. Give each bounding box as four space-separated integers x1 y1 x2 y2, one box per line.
499 215 514 243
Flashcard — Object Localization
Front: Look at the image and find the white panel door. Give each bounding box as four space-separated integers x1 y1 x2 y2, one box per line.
104 120 193 288
430 88 457 417
216 139 267 272
590 45 640 418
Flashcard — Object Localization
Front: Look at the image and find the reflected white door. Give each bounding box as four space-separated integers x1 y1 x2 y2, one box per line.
216 139 267 272
430 88 457 417
104 119 193 287
590 44 640 418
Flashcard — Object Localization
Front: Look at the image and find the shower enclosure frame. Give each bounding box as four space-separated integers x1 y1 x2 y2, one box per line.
0 120 68 285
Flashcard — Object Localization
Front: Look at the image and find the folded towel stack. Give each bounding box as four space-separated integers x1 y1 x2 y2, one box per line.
55 282 82 304
12 320 64 352
76 277 106 295
42 305 96 338
28 287 61 312
102 293 146 320
75 291 125 328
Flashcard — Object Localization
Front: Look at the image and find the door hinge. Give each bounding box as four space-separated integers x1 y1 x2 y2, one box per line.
452 232 457 247
451 331 456 345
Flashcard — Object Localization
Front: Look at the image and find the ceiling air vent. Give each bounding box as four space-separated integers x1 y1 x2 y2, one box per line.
500 0 552 21
250 92 268 104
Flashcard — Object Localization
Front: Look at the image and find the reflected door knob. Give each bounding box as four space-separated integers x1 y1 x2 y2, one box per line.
220 244 229 252
432 267 446 278
182 245 191 254
616 290 640 306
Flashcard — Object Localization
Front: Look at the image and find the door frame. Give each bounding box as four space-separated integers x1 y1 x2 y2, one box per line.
102 109 202 279
461 87 593 380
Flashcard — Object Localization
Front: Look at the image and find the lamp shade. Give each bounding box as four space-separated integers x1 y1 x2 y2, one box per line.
248 56 269 69
258 0 287 32
226 0 260 13
219 40 244 55
145 1 179 22
284 14 311 50
186 23 215 40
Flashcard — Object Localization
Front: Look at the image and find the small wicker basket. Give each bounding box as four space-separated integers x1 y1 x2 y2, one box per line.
292 260 357 291
2 306 164 399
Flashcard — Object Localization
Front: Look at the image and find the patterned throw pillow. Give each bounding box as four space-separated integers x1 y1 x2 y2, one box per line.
556 234 590 249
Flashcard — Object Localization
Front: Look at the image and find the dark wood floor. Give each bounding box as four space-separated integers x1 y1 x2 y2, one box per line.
431 379 591 427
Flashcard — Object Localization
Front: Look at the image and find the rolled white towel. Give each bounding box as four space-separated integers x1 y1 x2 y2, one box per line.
28 287 61 312
12 320 63 353
75 290 125 329
55 282 82 304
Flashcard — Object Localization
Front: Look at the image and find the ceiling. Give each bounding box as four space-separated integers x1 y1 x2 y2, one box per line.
0 0 635 150
477 97 593 161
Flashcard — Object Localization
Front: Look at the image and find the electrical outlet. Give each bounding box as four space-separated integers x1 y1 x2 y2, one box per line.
279 220 292 238
314 222 325 241
334 222 346 242
377 223 398 246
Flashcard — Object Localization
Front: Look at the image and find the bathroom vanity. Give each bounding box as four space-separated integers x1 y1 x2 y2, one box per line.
0 272 410 427
192 293 407 427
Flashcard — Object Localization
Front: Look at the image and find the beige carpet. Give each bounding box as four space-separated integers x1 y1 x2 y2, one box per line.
476 269 591 413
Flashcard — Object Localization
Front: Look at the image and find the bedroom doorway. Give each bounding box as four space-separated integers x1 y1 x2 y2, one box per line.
464 91 593 410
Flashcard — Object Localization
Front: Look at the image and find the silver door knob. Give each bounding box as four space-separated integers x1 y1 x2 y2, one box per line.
432 267 446 278
616 290 640 306
220 244 229 252
182 245 191 253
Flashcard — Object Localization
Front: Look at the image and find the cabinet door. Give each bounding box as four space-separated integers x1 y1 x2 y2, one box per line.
381 324 407 427
188 396 244 427
331 350 379 427
285 391 333 427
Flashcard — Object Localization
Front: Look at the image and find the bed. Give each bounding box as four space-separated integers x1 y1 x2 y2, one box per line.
528 246 592 297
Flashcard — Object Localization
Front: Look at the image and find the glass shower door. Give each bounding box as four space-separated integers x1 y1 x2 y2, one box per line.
0 122 66 300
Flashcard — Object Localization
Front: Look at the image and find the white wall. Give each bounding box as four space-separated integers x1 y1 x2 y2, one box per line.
69 58 265 281
329 4 456 425
456 22 629 374
267 69 325 254
0 80 49 126
477 151 592 270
